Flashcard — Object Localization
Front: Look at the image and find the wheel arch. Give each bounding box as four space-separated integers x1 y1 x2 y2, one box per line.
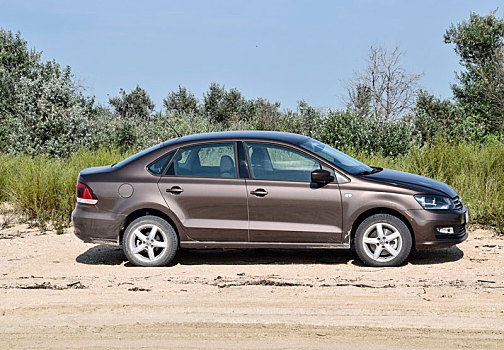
349 207 415 247
119 208 181 245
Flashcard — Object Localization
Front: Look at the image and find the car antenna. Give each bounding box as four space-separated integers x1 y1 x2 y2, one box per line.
167 118 182 138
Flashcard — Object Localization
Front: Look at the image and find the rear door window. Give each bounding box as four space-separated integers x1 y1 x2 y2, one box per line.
173 143 238 178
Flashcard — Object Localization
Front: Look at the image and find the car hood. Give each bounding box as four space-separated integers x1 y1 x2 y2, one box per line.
361 168 458 197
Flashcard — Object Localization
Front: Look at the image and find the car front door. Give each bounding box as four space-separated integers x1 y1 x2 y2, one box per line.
158 142 248 242
244 142 343 243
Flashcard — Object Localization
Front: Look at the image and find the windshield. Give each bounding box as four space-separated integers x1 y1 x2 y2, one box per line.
299 138 373 175
112 143 163 168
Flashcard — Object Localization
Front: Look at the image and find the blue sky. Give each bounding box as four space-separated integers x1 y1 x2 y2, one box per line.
1 0 502 110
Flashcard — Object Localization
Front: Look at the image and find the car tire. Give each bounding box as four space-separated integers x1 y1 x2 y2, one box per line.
354 214 412 267
123 215 178 267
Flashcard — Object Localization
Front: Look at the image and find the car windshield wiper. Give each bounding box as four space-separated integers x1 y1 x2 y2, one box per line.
356 166 383 175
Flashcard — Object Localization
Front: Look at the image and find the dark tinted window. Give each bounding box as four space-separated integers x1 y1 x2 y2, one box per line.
246 143 320 182
147 151 175 175
173 143 237 178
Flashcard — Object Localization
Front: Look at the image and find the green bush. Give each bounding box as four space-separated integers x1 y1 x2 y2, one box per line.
319 111 416 157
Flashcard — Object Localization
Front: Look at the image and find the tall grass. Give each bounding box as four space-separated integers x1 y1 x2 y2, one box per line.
347 142 504 231
0 148 130 232
1 142 503 232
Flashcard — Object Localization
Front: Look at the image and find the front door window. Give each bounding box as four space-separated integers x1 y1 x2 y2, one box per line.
246 143 320 182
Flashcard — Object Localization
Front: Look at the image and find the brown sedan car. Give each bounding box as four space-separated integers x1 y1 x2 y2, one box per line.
72 131 468 267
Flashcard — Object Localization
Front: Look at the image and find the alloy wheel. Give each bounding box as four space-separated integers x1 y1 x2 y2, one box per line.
361 222 403 263
127 224 169 264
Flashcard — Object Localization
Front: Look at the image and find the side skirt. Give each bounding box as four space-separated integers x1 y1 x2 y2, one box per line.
179 241 350 249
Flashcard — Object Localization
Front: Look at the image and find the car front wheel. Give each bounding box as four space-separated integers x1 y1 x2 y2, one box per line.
123 215 178 267
354 214 412 267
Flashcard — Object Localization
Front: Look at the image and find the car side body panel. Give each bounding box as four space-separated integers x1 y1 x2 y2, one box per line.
157 177 249 242
246 179 343 243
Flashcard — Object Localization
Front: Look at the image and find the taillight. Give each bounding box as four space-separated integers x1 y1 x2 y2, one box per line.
76 182 98 205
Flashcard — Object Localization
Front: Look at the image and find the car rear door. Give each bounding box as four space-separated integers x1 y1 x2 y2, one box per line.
244 142 343 243
158 141 249 242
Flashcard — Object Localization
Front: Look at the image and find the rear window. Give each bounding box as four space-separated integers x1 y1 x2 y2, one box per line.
113 143 163 168
147 151 175 175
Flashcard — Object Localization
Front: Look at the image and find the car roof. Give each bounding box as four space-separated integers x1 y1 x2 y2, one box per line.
162 130 310 147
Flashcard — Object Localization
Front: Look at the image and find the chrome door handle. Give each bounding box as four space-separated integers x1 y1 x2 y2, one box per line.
250 188 268 197
166 186 183 194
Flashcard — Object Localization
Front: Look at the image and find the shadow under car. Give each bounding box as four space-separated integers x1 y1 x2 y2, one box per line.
76 244 463 267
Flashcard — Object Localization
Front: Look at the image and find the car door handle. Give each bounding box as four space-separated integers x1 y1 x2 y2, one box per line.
166 186 184 195
250 188 268 197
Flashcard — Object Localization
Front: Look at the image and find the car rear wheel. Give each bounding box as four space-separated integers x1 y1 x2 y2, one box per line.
354 214 412 267
123 215 178 267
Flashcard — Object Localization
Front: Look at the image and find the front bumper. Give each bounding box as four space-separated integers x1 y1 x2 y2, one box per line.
71 204 126 245
407 207 468 249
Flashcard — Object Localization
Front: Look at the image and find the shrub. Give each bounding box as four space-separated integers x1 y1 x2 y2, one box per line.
319 110 416 157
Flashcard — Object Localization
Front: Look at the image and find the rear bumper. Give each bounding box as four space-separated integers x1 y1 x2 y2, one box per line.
408 207 469 249
71 204 126 244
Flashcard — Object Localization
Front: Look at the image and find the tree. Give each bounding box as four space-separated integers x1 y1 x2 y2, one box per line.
203 82 227 123
0 29 41 150
6 60 96 157
163 85 199 115
444 11 504 135
250 98 283 130
202 82 254 124
347 83 372 116
410 90 462 142
219 87 248 122
345 45 421 119
109 85 155 121
0 29 97 157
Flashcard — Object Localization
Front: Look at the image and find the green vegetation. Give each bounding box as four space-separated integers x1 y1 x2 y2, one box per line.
346 142 504 232
0 148 129 232
0 11 503 232
0 142 502 232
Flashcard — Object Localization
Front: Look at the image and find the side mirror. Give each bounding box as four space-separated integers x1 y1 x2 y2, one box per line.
311 169 334 184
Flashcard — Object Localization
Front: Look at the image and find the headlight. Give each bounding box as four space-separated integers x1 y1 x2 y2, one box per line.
414 194 455 210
